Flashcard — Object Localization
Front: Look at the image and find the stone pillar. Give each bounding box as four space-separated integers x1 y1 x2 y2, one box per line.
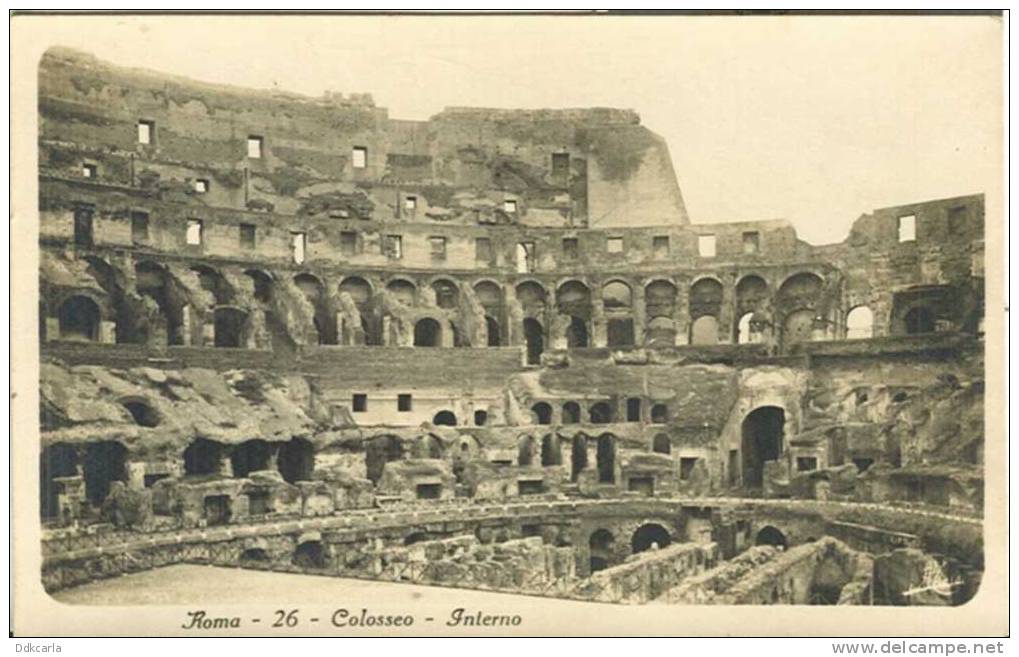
100 320 117 344
717 276 736 344
336 313 346 345
125 462 146 490
382 316 392 345
674 280 691 346
45 317 59 341
633 284 647 347
179 305 192 346
591 299 607 348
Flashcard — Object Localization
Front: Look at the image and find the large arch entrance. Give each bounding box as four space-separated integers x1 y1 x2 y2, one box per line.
755 525 788 549
523 318 544 365
414 318 442 347
741 406 785 488
589 529 615 573
631 523 672 554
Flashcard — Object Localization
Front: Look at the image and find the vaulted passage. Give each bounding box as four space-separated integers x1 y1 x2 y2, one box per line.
83 441 127 505
523 318 544 365
755 525 788 549
184 439 226 476
631 523 672 553
231 439 274 478
57 295 101 342
366 435 403 485
741 406 785 488
571 435 588 482
414 318 441 347
277 438 314 483
596 434 616 483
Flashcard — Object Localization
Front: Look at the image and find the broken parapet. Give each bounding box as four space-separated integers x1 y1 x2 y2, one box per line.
663 545 780 604
572 541 718 604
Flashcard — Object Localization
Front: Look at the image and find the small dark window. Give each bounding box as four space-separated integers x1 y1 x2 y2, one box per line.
397 394 412 412
430 236 447 261
563 237 579 259
239 223 256 249
474 410 488 426
416 483 441 499
518 480 544 496
651 403 668 424
73 206 94 247
475 237 492 264
552 152 570 175
796 457 818 471
340 231 358 255
743 232 760 254
626 398 641 422
352 394 367 412
680 458 699 480
652 235 670 257
130 211 149 243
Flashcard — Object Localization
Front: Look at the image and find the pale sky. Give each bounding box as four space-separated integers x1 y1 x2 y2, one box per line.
19 14 1003 244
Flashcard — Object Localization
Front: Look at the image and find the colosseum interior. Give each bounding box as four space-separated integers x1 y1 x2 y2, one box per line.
37 47 986 606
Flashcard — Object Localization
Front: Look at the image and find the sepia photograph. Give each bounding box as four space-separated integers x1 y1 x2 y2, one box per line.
9 11 1007 638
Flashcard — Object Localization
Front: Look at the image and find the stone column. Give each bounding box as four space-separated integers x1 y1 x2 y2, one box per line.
125 462 146 490
717 275 736 344
201 316 215 346
674 279 691 346
45 317 59 341
591 298 606 348
633 284 647 347
100 320 117 344
381 316 392 346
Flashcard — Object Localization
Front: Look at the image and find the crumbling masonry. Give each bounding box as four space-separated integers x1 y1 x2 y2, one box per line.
37 48 985 605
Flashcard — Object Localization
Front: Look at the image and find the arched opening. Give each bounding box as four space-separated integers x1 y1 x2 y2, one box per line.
690 315 719 345
645 316 676 348
245 270 274 304
905 306 935 334
737 312 757 344
602 281 632 309
404 532 429 546
652 433 671 454
531 402 553 425
366 435 403 485
241 548 270 562
40 443 78 520
741 407 785 488
596 434 616 483
57 295 101 342
414 318 442 347
846 305 874 339
386 278 417 306
570 435 588 482
783 309 817 344
293 273 337 345
277 437 314 483
562 401 581 424
523 318 544 364
338 276 372 304
213 307 247 348
485 316 501 346
517 435 536 466
589 402 613 424
292 541 326 569
83 441 128 505
565 316 589 348
755 525 788 549
121 399 160 427
192 265 235 306
589 529 614 573
650 403 668 424
231 439 274 478
540 434 562 466
432 279 459 309
433 410 457 426
474 280 504 306
631 523 672 554
135 261 187 345
184 439 226 476
645 280 677 316
416 434 444 460
515 281 548 308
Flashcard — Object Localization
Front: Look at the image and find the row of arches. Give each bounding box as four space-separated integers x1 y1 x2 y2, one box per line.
527 400 669 425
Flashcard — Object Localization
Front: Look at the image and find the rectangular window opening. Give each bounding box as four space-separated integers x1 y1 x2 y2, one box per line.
137 120 154 145
194 179 209 194
742 231 760 254
551 152 570 175
503 199 517 214
340 231 358 256
239 223 256 250
247 136 264 159
404 196 417 211
397 394 412 412
352 146 368 169
947 206 968 234
516 242 535 273
186 219 203 246
697 234 716 257
130 211 149 243
680 458 699 481
429 236 447 261
291 232 306 264
796 457 818 472
385 234 402 259
81 163 97 179
898 214 916 242
607 236 624 253
562 237 579 259
352 394 368 413
652 235 670 257
475 237 493 264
